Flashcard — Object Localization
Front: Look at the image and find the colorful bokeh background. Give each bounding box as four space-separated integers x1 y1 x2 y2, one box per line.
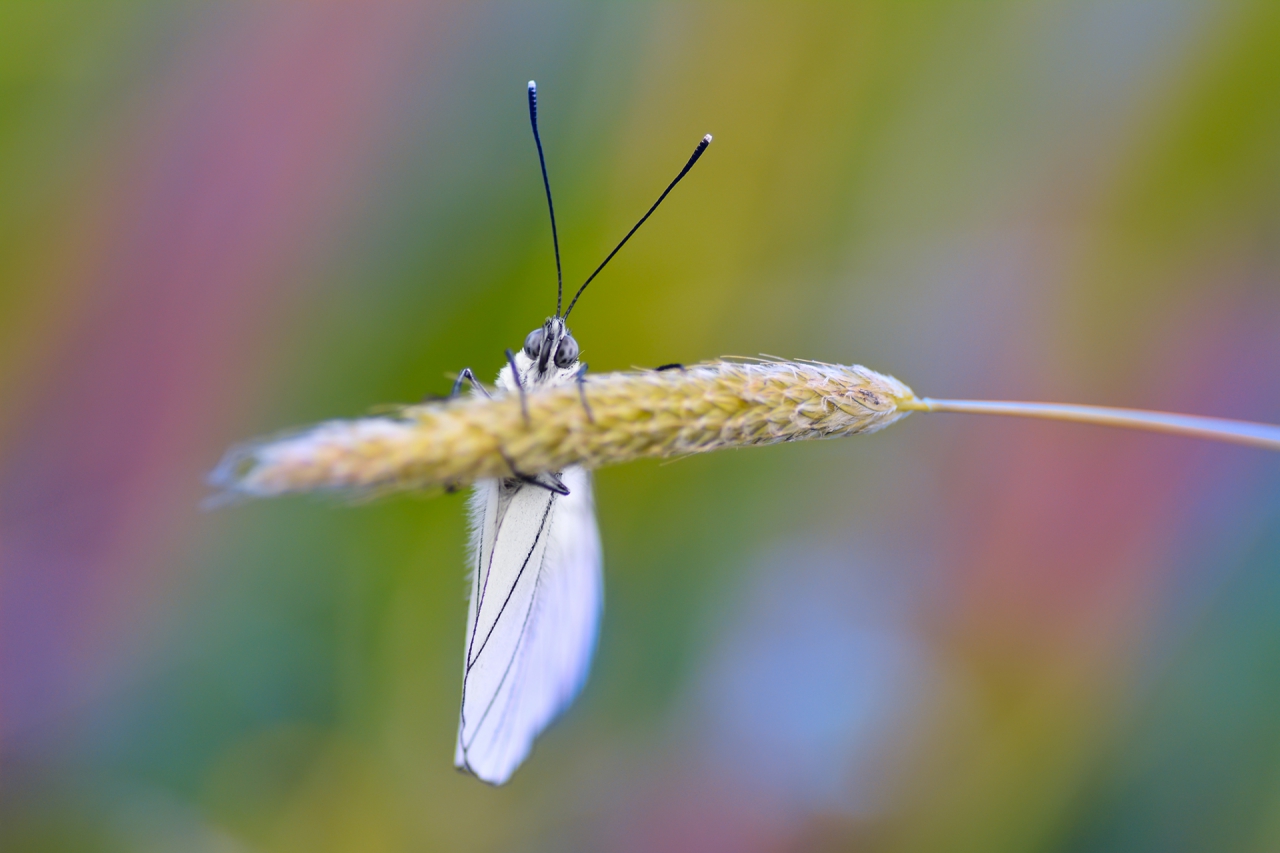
3 3 1280 851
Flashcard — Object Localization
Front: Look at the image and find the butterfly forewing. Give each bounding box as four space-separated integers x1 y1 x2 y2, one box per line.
455 467 602 784
457 482 557 772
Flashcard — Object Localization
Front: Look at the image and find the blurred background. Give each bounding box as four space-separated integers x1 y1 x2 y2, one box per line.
2 2 1279 851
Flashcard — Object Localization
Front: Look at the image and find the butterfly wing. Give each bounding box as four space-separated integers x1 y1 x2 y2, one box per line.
455 466 603 784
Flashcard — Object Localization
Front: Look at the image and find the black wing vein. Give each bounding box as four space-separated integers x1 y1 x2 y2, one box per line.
465 491 555 672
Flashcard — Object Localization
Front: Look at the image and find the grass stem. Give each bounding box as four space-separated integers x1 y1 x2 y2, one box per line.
905 397 1280 451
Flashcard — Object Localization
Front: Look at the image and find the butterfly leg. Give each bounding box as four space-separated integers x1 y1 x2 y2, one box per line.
503 349 531 426
451 368 491 399
497 448 570 495
655 363 685 372
576 362 595 423
538 471 569 494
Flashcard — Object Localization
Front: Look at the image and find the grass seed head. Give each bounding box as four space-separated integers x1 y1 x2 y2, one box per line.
210 360 919 500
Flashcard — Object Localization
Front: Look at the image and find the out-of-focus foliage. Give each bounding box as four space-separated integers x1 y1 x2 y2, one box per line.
1 3 1278 851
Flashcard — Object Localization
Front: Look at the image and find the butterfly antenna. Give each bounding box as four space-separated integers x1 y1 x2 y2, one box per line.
563 133 712 320
527 81 564 316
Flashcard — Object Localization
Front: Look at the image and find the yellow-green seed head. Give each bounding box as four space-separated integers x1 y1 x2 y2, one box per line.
209 360 919 500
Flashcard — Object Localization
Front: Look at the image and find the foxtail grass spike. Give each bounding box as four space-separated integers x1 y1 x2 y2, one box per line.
209 359 1280 502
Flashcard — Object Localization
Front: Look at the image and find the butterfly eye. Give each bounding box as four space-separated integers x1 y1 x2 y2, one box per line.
554 335 579 368
523 328 545 358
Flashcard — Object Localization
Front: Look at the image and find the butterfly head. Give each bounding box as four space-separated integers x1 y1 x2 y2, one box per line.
522 316 579 379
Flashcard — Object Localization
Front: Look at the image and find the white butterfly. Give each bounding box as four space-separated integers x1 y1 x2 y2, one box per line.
453 318 602 784
451 81 709 784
